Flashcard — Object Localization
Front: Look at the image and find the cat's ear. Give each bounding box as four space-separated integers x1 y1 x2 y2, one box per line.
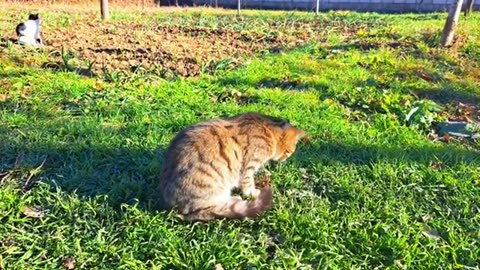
296 129 307 139
284 126 307 141
293 128 307 141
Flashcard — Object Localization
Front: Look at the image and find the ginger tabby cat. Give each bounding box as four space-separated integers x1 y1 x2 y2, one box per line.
159 112 306 221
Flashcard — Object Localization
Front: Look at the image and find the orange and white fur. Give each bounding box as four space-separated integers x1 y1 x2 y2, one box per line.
159 112 306 221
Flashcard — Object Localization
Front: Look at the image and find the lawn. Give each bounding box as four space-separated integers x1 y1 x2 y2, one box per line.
1 3 479 269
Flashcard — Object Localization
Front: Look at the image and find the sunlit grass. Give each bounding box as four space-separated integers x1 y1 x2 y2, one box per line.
1 6 480 269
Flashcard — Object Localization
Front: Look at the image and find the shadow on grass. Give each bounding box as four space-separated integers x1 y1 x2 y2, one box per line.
295 139 479 167
216 40 480 110
411 82 480 107
40 61 97 78
0 37 18 47
3 123 477 208
0 131 166 212
296 138 476 198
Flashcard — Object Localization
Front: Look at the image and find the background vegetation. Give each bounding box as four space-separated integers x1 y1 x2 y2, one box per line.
1 4 479 269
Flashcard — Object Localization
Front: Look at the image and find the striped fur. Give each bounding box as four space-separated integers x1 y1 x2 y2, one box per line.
159 112 306 221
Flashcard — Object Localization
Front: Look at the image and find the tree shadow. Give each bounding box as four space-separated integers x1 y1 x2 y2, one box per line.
411 83 480 107
216 39 480 111
287 138 479 210
295 139 479 166
0 128 166 212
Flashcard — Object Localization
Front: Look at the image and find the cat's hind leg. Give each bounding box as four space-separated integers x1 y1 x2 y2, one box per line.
180 205 217 221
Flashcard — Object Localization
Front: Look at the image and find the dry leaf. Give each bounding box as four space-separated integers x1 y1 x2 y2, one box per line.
22 205 47 218
422 215 431 223
439 133 450 143
21 90 30 99
94 80 103 91
430 161 444 171
214 264 224 270
394 259 407 270
422 225 442 240
63 257 76 270
209 96 218 103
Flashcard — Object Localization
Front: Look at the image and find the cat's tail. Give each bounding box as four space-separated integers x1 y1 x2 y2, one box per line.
182 186 273 221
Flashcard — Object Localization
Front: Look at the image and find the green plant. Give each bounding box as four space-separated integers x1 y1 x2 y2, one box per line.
405 100 443 132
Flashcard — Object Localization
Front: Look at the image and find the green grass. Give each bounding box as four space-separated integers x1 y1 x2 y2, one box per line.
1 6 480 269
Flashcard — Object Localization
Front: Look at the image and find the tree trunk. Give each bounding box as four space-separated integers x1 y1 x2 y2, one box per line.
440 0 464 47
464 0 475 16
316 0 320 14
237 0 241 16
100 0 110 20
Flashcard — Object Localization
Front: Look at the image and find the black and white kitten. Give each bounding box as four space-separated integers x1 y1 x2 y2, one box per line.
16 13 43 47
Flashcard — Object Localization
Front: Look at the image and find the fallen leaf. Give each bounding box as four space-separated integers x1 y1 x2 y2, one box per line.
21 90 30 99
440 133 450 143
63 257 76 270
94 80 103 91
214 263 224 270
22 205 47 218
422 225 442 240
394 259 407 270
430 161 444 171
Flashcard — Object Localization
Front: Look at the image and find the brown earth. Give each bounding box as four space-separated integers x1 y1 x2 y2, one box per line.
2 17 331 78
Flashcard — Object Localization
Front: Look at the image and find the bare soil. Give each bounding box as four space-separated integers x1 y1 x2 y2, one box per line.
2 17 329 77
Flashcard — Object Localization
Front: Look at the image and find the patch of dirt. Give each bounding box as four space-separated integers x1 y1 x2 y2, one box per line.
442 101 480 122
2 19 316 77
1 15 381 78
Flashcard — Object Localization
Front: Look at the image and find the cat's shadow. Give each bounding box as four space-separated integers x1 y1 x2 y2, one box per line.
3 123 478 216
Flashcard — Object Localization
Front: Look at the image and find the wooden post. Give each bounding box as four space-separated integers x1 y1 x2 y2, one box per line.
100 0 110 20
316 0 320 14
464 0 475 16
440 0 464 47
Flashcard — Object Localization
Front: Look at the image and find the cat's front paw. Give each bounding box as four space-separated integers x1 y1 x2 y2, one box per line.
243 188 261 198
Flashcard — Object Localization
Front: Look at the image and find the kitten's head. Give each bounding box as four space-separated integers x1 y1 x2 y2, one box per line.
28 13 41 23
273 123 307 162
